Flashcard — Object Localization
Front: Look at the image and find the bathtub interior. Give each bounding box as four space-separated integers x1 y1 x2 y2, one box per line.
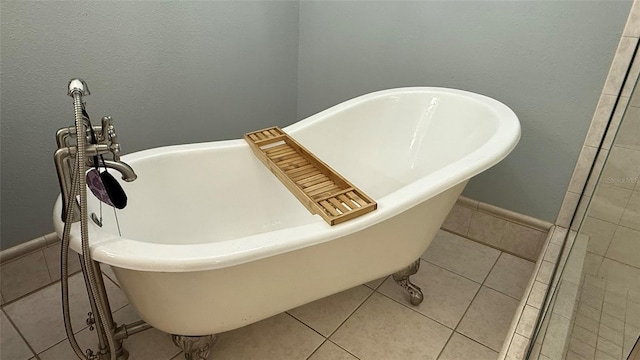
87 146 319 246
289 90 500 193
87 89 506 247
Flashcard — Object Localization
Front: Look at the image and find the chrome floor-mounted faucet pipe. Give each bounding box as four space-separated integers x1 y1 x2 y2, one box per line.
56 79 148 360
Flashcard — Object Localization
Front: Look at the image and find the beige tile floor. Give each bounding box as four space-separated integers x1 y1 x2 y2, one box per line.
1 230 535 360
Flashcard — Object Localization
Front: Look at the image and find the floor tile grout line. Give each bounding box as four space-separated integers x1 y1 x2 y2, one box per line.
601 225 632 271
594 279 619 358
441 250 505 356
40 248 56 286
325 286 377 340
373 287 456 331
277 257 491 346
451 231 541 263
573 321 599 339
286 310 329 339
373 253 528 351
325 339 363 360
483 281 532 302
95 274 129 320
99 266 121 289
46 313 181 360
567 349 589 360
453 285 483 331
419 255 496 288
0 269 83 307
365 276 388 291
303 338 328 360
458 332 502 356
171 345 190 360
599 322 625 346
421 236 533 289
34 303 130 358
624 290 637 358
565 319 584 358
30 274 129 358
433 283 486 360
374 258 480 330
433 333 456 359
437 284 486 357
366 259 494 359
569 336 596 354
480 251 505 285
303 338 363 360
286 284 378 341
598 253 640 272
1 264 116 308
294 287 376 360
605 284 629 356
421 253 531 302
475 247 539 353
421 256 487 285
37 335 81 358
169 345 183 360
1 307 39 359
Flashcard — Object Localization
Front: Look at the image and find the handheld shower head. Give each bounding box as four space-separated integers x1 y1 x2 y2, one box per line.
67 78 90 97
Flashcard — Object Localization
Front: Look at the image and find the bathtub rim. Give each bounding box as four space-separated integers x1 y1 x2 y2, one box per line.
53 87 520 272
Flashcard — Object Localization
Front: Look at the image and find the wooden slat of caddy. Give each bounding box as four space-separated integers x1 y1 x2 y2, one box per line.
269 148 296 159
347 191 368 207
328 197 350 213
265 144 290 155
298 174 328 187
286 164 315 176
308 184 341 198
274 153 303 165
244 126 376 225
319 200 341 217
338 194 359 209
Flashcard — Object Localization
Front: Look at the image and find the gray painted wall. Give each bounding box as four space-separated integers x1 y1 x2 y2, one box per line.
0 1 632 249
0 1 299 249
297 1 631 223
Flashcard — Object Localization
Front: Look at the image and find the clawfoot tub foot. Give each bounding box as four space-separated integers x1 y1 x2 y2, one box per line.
392 259 424 306
172 334 218 360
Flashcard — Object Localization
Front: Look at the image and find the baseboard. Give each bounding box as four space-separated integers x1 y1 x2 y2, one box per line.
0 232 59 265
444 196 553 261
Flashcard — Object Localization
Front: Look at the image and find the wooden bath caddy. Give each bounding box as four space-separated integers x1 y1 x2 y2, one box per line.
244 127 377 225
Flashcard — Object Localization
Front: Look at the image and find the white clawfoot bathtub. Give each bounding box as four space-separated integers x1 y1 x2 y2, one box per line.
54 87 520 336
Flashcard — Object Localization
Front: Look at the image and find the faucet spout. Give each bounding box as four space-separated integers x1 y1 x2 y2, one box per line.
98 159 137 182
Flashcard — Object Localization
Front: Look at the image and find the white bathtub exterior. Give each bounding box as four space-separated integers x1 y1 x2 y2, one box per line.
54 87 520 336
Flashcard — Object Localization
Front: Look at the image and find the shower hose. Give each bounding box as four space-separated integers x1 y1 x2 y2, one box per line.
60 91 118 360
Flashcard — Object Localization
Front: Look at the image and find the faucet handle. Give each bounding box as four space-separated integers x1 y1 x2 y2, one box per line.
67 78 90 97
110 141 121 157
102 116 121 159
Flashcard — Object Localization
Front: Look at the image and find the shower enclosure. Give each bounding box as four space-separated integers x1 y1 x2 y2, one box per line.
527 50 640 358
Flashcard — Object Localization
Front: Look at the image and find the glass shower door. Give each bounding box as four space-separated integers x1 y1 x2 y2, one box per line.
527 65 640 359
